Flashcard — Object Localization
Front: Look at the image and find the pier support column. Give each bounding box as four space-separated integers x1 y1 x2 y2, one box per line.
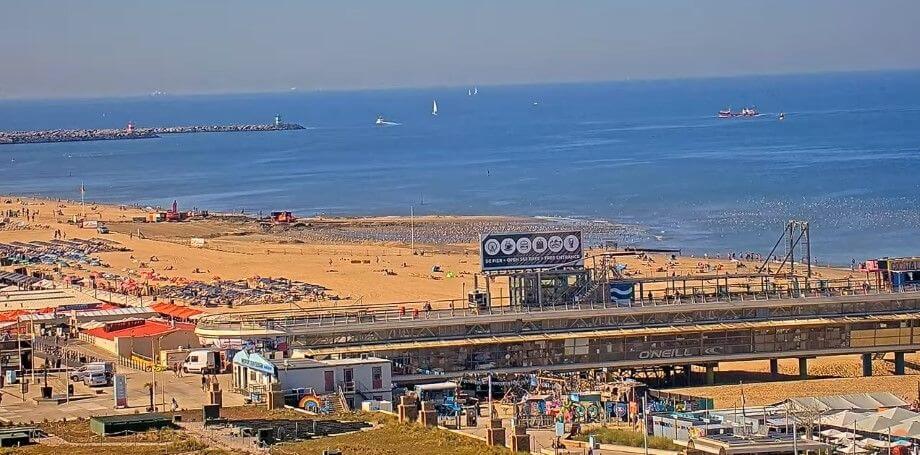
663 366 673 386
705 364 715 385
769 359 779 379
894 352 906 375
798 357 808 380
861 353 873 377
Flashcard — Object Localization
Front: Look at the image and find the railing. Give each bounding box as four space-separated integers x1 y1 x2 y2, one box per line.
335 385 351 412
66 282 146 307
195 283 920 335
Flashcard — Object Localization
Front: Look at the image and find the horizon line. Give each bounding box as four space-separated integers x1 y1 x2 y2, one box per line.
1 67 918 103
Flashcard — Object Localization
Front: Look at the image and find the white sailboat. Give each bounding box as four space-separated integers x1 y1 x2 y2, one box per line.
473 86 478 95
468 89 472 96
432 100 438 116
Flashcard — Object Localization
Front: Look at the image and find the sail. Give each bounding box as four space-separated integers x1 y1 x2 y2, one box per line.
473 87 478 95
432 100 438 115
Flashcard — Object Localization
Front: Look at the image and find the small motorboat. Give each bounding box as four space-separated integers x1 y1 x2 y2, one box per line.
718 108 732 118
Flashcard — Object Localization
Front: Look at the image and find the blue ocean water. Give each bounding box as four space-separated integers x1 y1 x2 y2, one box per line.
1 71 918 264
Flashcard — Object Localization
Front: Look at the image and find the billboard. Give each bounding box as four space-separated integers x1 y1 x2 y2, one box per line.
113 374 128 408
609 282 635 304
480 231 583 272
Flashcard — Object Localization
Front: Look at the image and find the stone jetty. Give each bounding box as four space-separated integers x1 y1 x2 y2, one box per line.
0 121 305 145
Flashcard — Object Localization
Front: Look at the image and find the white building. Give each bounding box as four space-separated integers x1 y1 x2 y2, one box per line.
232 351 392 409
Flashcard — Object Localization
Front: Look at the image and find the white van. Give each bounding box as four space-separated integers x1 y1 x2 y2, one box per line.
83 371 109 387
70 362 114 382
182 350 222 374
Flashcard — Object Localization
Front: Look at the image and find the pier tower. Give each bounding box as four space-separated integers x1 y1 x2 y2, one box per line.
273 114 282 127
125 121 135 134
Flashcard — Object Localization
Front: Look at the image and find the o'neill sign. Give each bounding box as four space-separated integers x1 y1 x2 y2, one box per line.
480 231 583 272
635 346 725 360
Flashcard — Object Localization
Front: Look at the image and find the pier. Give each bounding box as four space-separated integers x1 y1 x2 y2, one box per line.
195 285 920 383
0 116 304 145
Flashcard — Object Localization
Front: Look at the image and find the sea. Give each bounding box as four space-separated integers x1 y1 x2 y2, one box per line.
1 70 918 264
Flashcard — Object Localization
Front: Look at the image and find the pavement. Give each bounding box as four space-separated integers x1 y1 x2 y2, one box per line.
0 363 244 423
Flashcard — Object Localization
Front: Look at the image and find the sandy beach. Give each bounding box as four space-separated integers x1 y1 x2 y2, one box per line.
1 195 860 309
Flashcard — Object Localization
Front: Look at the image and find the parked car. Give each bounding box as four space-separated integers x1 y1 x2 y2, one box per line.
83 371 109 387
96 225 110 234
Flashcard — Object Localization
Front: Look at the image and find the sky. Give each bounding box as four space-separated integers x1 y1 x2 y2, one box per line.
1 0 918 98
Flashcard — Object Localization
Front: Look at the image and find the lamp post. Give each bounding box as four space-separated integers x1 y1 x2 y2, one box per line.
149 334 167 411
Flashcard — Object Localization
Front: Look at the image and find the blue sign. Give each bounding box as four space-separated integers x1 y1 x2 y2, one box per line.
233 351 275 375
609 282 635 303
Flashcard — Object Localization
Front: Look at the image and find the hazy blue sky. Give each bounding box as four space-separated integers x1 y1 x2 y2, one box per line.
1 0 918 98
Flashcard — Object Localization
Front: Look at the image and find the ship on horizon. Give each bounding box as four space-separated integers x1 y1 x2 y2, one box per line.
718 107 759 118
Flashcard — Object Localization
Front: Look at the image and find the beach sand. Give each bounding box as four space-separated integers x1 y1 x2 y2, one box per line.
671 353 920 407
1 196 859 309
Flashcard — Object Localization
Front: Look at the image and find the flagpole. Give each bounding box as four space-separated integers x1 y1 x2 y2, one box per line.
80 182 85 219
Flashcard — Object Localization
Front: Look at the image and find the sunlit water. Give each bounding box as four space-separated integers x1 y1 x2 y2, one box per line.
1 71 918 264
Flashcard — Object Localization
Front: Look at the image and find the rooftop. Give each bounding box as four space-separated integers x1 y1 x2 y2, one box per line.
269 356 389 369
83 319 196 340
781 392 908 412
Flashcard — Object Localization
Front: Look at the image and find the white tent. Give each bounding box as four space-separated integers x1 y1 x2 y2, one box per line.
880 407 920 424
855 415 898 433
830 432 864 441
891 420 920 440
823 411 873 429
836 444 871 454
821 428 846 438
862 437 899 449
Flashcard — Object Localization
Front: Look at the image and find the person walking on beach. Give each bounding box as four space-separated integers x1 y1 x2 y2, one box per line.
171 397 179 411
201 374 208 391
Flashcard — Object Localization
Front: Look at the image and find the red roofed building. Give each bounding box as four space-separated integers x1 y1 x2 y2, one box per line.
80 318 200 358
150 302 203 322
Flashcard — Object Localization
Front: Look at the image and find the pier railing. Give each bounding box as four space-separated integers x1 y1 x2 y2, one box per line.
195 282 920 335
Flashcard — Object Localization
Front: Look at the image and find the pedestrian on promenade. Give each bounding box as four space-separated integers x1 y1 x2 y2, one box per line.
201 374 208 391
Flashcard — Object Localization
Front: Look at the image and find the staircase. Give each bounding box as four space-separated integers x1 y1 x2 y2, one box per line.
333 385 351 413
